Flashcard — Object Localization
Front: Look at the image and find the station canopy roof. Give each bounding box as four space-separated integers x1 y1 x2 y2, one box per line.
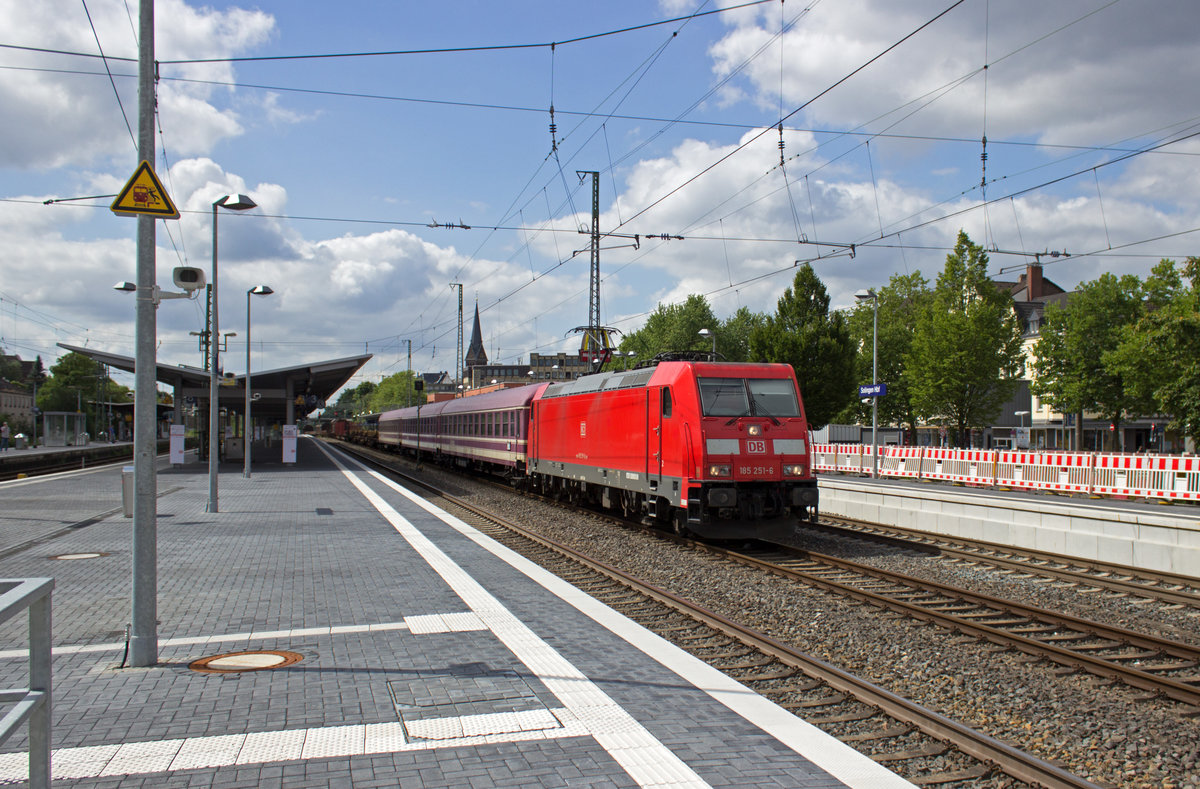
57 343 371 422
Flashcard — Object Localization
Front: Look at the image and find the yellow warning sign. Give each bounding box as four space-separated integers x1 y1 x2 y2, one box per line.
111 161 180 219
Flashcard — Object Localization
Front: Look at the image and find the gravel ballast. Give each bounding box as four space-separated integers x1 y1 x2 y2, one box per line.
401 458 1200 788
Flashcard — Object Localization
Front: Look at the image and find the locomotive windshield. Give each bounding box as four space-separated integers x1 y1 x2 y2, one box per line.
698 377 801 418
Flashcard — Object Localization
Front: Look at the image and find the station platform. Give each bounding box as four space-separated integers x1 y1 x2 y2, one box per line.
820 474 1200 576
0 437 910 787
0 439 130 458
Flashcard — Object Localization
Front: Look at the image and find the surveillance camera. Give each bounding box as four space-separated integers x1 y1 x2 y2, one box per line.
173 266 206 292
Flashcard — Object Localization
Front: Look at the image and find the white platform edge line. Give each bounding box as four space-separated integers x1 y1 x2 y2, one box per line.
325 442 916 789
0 621 414 661
0 719 596 781
317 443 712 789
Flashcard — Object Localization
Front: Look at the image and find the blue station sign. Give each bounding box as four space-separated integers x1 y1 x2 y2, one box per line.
859 383 888 397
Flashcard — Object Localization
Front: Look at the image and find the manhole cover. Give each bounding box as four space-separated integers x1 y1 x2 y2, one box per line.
50 552 109 560
189 650 304 673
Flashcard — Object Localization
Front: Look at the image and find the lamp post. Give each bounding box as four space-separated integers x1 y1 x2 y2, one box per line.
208 193 256 513
698 328 715 359
855 289 879 479
244 285 274 478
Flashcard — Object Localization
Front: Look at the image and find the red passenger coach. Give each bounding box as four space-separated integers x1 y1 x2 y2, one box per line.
529 360 818 539
378 384 548 471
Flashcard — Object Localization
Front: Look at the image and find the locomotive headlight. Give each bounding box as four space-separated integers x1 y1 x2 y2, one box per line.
747 424 762 437
709 464 731 478
783 464 807 476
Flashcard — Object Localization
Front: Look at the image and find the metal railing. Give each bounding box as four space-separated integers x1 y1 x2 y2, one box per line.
0 578 53 788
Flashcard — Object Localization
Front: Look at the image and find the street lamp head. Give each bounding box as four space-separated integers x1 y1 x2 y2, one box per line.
249 285 274 296
697 328 711 338
113 281 137 292
854 288 877 302
214 193 257 211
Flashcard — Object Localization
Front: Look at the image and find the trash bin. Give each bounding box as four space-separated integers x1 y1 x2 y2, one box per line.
13 434 26 450
121 466 134 518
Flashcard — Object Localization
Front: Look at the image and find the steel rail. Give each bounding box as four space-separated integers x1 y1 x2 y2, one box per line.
720 543 1200 708
818 516 1200 607
330 440 1103 789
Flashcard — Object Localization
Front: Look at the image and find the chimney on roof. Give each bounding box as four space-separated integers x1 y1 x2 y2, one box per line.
1026 263 1044 301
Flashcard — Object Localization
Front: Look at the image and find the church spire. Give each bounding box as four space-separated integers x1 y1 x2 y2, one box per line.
464 302 488 370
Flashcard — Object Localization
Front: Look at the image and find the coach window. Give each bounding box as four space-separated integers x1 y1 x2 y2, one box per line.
662 388 672 418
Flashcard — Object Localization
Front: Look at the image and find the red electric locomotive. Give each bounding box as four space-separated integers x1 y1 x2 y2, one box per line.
528 359 817 539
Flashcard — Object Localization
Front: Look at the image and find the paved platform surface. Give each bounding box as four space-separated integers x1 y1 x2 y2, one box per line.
0 437 911 787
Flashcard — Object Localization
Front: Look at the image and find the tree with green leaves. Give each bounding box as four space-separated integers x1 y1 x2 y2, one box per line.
37 352 102 413
619 295 721 361
842 271 931 441
1107 258 1200 449
0 349 22 382
748 263 855 429
368 371 421 412
35 352 131 435
1032 271 1147 451
908 231 1024 446
351 381 378 404
718 306 766 362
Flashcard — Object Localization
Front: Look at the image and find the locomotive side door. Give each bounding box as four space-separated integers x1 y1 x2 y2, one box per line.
647 387 664 488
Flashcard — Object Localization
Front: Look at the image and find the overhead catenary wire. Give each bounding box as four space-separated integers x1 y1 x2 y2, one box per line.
611 0 969 233
157 0 777 65
8 0 1190 374
9 62 1194 165
79 0 135 150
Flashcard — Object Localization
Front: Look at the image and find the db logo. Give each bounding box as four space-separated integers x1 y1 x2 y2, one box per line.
746 439 766 454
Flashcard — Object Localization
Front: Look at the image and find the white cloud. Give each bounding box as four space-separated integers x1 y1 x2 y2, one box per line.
0 0 273 169
3 0 1197 386
709 0 1200 145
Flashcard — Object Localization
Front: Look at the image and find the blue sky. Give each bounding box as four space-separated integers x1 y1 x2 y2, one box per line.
3 0 1199 399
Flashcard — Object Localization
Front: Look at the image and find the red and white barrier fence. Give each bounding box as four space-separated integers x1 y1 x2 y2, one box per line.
811 444 1200 502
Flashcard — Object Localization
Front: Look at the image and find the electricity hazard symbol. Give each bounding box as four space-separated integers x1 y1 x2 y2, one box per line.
111 161 180 219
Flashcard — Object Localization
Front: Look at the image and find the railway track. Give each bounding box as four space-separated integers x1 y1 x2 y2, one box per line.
335 441 1104 788
813 516 1200 612
704 540 1200 709
0 447 145 482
